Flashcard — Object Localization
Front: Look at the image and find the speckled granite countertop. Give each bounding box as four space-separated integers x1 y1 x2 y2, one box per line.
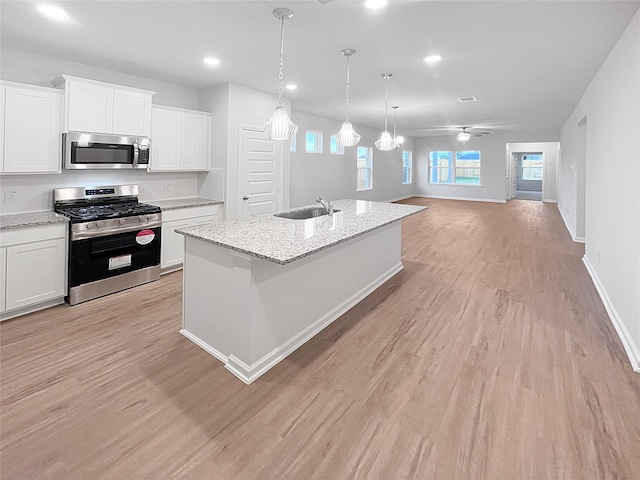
0 211 69 230
176 199 426 265
147 197 223 211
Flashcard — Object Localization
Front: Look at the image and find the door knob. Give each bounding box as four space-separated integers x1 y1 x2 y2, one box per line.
242 196 249 200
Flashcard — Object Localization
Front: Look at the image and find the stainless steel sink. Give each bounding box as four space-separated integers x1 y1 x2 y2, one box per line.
274 207 340 220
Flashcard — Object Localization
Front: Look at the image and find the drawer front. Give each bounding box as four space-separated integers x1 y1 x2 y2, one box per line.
0 223 67 248
161 205 219 222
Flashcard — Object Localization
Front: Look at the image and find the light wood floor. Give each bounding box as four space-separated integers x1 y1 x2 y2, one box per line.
1 198 639 479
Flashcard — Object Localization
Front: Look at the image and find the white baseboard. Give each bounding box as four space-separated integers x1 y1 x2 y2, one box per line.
558 205 585 243
179 328 228 364
413 194 506 204
181 262 403 384
582 255 640 373
0 297 65 322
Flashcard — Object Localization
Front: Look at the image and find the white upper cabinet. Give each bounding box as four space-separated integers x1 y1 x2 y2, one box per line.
1 81 63 174
53 75 154 136
150 106 211 172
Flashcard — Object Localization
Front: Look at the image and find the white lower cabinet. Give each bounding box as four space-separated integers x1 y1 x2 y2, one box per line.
0 223 67 318
161 205 219 271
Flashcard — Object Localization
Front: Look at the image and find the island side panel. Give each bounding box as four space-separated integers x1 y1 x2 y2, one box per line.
180 237 253 363
181 222 403 383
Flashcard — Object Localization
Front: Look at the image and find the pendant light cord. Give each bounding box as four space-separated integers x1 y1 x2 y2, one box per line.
277 14 286 108
383 75 389 131
345 55 351 122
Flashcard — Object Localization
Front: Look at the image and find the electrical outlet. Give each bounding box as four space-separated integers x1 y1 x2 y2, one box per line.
4 190 17 204
163 183 172 192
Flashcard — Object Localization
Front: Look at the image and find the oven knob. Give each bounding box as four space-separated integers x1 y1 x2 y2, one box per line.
86 223 94 229
119 218 127 225
139 215 147 223
96 221 104 228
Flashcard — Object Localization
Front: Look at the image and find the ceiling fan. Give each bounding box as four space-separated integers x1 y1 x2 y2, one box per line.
455 126 491 141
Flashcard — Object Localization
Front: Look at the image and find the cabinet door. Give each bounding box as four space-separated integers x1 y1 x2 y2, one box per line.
113 89 152 137
161 219 190 269
180 112 210 170
0 248 6 313
5 238 66 311
150 108 181 171
67 81 113 134
3 86 62 173
0 85 5 170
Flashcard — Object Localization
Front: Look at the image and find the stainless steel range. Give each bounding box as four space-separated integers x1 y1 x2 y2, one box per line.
54 184 162 305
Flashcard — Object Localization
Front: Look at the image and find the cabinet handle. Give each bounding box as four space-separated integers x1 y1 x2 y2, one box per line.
242 196 249 200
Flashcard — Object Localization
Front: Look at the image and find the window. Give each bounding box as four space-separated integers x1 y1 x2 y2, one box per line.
357 146 373 191
330 135 345 155
290 133 296 152
429 150 481 185
522 154 543 180
306 130 323 153
455 151 481 184
402 150 413 184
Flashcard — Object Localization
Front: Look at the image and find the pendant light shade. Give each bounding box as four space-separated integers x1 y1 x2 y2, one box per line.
375 73 396 151
335 49 361 147
375 130 395 150
458 132 471 142
391 105 402 149
264 106 298 140
262 8 298 141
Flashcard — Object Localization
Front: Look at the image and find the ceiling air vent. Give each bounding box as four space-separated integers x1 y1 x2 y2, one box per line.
458 96 478 103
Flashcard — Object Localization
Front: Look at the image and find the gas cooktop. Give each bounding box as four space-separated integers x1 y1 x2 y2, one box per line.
56 202 160 222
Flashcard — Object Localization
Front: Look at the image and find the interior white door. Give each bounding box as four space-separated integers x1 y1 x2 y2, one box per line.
239 126 282 218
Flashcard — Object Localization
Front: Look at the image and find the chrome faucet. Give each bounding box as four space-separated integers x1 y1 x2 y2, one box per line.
316 196 334 215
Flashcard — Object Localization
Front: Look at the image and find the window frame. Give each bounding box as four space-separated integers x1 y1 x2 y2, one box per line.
305 130 323 153
330 135 345 155
356 146 373 191
429 150 481 186
402 150 413 185
521 154 543 180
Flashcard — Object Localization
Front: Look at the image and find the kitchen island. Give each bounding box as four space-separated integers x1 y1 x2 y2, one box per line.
176 199 426 383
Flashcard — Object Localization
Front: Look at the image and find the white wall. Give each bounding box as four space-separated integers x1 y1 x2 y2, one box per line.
0 47 207 213
289 111 415 207
559 10 639 371
199 83 290 219
414 132 559 203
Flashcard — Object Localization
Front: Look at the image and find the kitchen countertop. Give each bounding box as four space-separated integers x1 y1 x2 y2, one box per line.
176 199 426 265
0 211 69 230
147 197 223 211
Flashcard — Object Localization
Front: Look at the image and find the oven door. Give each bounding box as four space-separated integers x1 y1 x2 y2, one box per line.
69 226 161 288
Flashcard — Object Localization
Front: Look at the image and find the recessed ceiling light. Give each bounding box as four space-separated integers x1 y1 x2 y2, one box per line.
285 84 297 90
424 55 442 63
203 57 220 66
458 96 478 103
37 4 71 22
365 0 387 9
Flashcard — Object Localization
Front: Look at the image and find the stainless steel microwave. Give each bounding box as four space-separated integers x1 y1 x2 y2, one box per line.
63 133 150 170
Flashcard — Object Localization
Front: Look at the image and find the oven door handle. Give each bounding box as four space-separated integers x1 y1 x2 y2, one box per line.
71 221 161 241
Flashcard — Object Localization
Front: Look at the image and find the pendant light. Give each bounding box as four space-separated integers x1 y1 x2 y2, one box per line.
262 8 298 141
392 106 404 149
375 73 396 151
335 49 361 147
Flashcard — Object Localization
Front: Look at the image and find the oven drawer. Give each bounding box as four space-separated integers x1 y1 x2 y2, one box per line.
68 226 161 287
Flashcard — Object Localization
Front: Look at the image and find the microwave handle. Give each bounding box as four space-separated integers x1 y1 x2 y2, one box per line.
132 143 140 167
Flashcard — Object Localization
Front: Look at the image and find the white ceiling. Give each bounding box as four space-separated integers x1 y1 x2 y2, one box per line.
1 0 639 137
